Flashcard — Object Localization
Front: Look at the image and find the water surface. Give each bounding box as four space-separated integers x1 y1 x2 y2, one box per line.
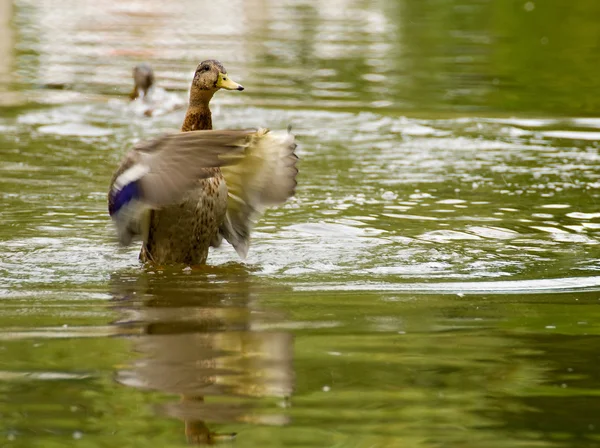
2 0 600 446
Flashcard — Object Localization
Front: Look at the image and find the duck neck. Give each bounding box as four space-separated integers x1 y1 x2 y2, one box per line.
181 104 212 132
181 91 214 132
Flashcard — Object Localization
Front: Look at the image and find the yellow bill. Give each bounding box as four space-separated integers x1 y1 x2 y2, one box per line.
217 72 244 91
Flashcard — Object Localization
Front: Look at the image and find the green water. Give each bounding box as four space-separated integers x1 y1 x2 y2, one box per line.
2 0 600 446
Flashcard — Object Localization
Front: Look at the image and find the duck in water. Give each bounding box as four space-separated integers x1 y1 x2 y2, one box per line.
129 63 155 101
109 60 298 265
128 63 186 117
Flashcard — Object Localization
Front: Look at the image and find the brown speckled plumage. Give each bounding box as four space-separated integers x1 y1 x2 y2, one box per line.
181 106 212 132
141 126 223 263
140 174 227 265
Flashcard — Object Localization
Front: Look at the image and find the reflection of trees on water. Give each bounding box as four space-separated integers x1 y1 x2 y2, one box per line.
0 0 20 106
391 0 600 114
13 0 600 113
109 268 294 445
491 329 600 447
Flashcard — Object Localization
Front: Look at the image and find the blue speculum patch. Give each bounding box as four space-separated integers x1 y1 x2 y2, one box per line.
109 182 140 216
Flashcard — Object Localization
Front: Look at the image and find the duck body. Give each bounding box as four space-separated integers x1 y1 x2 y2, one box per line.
140 70 229 265
110 60 298 265
141 173 227 265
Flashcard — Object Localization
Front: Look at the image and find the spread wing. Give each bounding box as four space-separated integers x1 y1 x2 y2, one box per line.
218 128 299 258
108 130 251 245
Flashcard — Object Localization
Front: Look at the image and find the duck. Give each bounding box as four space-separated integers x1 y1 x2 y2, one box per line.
129 63 155 101
128 63 186 117
109 60 298 265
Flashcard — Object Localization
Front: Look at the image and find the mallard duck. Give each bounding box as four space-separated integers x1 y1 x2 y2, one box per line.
128 63 186 117
109 60 298 265
129 63 155 101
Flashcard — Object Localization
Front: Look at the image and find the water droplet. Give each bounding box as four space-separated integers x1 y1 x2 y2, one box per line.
524 2 535 11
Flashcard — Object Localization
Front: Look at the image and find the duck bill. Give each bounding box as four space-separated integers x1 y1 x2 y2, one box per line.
217 72 244 91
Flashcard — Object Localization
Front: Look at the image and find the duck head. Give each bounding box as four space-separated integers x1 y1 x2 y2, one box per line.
189 59 243 105
130 63 155 100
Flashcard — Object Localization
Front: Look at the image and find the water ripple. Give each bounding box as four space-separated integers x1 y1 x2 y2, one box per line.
294 276 600 294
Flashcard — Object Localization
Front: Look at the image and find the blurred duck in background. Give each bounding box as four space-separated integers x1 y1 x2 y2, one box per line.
129 63 155 101
129 62 186 117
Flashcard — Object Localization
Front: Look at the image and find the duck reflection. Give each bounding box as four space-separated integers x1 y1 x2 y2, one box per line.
109 265 294 445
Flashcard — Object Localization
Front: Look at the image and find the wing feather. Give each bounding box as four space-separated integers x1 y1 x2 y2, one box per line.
108 129 253 245
219 127 299 258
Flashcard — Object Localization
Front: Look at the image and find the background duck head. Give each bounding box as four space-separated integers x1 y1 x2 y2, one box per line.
129 63 155 101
